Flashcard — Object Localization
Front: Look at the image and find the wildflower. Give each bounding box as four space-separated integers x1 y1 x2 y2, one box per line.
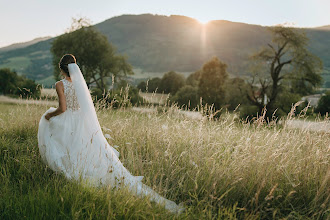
190 160 198 168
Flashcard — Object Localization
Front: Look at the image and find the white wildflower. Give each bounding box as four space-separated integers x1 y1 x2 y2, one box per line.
164 149 169 157
190 160 198 168
105 134 112 139
103 127 112 132
162 124 168 130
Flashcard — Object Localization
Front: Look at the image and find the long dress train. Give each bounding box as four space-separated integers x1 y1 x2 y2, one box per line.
38 65 183 214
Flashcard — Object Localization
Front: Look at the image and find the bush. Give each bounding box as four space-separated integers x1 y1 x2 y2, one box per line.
239 105 259 119
92 83 143 108
172 85 199 109
0 68 41 98
316 92 330 115
159 71 185 95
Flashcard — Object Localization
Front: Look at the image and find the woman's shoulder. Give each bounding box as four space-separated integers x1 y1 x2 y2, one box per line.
55 80 64 88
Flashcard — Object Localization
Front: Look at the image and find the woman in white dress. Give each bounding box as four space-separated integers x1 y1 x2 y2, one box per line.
38 54 184 214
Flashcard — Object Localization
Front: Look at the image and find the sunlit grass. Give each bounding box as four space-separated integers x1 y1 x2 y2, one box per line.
0 102 329 219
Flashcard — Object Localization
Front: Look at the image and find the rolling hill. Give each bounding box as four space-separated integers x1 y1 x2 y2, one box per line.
0 14 329 87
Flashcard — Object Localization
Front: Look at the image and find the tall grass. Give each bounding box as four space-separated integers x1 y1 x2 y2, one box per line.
0 102 329 219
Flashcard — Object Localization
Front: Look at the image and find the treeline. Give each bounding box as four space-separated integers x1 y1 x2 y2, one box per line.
0 68 41 98
137 55 330 117
137 57 250 116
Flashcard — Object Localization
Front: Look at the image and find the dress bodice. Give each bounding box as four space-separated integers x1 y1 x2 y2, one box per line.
61 79 80 111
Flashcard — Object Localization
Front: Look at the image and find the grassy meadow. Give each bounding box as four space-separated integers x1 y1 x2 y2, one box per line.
0 102 329 219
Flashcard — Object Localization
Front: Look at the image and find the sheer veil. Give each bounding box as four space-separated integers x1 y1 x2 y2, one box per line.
68 63 119 157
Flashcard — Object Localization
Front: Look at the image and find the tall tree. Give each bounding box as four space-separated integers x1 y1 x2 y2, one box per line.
159 71 185 95
198 57 228 110
51 18 133 91
247 26 322 115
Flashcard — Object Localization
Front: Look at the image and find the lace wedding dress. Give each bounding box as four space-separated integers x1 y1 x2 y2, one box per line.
38 64 184 214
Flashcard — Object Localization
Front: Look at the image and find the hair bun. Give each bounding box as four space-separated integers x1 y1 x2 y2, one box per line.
59 54 76 77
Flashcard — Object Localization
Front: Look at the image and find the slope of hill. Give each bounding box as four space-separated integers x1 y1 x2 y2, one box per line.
0 14 329 87
0 37 51 53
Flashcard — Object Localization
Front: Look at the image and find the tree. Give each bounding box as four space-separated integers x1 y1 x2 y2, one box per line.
0 68 40 97
159 71 185 95
51 18 133 92
137 81 147 92
186 70 201 87
173 85 199 109
225 77 249 111
247 26 323 116
198 57 228 110
316 91 330 115
0 68 17 95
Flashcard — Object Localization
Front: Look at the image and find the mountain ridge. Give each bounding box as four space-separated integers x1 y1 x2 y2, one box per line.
0 36 51 53
0 14 329 88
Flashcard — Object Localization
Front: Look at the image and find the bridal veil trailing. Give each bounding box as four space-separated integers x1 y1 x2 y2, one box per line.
38 63 184 214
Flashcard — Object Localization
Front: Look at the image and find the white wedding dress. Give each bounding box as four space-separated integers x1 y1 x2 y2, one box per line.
38 64 183 214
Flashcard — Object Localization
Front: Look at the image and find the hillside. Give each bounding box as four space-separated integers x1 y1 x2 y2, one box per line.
0 37 51 53
0 14 330 87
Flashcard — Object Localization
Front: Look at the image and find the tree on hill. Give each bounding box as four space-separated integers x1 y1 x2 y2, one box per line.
198 57 228 110
51 18 133 92
247 26 323 116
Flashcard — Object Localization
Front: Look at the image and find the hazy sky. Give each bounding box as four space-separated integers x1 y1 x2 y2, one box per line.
1 0 329 47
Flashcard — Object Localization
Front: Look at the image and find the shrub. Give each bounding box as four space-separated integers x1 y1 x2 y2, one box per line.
172 85 199 109
316 91 330 115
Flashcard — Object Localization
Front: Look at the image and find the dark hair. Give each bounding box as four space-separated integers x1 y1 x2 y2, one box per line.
59 54 76 77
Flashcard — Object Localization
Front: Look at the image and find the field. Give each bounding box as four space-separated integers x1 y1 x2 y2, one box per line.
0 102 329 219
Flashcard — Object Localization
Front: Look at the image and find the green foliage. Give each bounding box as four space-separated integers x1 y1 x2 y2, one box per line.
198 57 228 110
137 81 147 92
172 85 199 109
186 70 201 87
274 91 302 117
0 68 40 97
159 71 185 95
238 104 259 119
138 72 185 95
51 19 133 91
224 77 249 111
92 81 143 108
0 68 17 94
147 77 162 93
247 26 323 116
316 91 330 115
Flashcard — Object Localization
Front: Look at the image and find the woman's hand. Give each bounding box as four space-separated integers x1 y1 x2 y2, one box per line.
45 113 52 120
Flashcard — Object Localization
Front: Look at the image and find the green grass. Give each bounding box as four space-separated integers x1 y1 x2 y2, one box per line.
0 57 31 73
0 102 329 219
37 76 56 88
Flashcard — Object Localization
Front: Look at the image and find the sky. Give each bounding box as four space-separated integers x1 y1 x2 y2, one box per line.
1 0 330 48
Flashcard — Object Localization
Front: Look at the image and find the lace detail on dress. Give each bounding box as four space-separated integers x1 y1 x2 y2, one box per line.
61 79 80 111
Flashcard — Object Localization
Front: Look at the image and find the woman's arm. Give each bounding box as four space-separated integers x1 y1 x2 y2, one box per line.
45 81 67 120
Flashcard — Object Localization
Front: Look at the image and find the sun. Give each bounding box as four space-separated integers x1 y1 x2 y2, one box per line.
197 18 210 25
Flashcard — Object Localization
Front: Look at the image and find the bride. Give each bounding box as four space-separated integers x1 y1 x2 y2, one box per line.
38 54 184 214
